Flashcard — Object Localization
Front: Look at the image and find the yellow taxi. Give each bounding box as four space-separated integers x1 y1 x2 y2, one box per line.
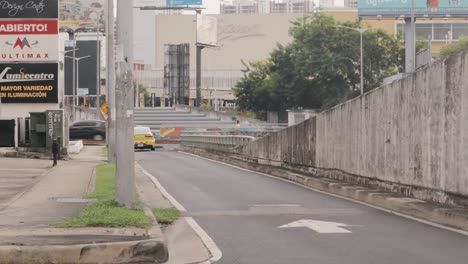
134 126 156 151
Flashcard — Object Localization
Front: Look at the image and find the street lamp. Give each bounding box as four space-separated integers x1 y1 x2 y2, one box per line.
60 48 79 110
61 3 104 96
65 55 91 120
335 25 375 95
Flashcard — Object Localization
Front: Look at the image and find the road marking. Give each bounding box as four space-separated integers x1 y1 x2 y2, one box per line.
279 219 352 234
250 204 301 207
178 151 468 237
186 217 223 263
137 163 223 263
139 164 186 212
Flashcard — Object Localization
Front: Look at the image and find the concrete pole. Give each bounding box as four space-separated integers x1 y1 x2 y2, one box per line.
360 30 363 95
115 0 135 208
196 46 203 107
72 36 76 121
404 18 415 73
195 9 203 107
106 0 116 164
96 19 101 98
411 0 416 72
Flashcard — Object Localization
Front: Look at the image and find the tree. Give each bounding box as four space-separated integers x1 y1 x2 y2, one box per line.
440 37 468 57
234 14 403 116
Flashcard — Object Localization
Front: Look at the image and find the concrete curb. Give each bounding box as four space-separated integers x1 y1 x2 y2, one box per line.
0 238 167 264
0 163 169 264
180 147 468 233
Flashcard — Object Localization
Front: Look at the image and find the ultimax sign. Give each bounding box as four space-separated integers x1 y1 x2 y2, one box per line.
0 67 54 83
0 35 58 61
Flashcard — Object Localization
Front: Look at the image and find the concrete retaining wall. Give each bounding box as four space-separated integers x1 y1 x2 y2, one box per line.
232 52 468 206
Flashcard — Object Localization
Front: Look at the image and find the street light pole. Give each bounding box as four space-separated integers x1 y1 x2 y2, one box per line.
107 0 116 164
360 30 363 96
335 25 374 95
66 55 92 105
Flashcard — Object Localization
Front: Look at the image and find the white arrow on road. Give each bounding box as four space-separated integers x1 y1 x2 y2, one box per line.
279 219 352 234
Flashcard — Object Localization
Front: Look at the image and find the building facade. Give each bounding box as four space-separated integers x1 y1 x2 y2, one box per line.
147 9 468 105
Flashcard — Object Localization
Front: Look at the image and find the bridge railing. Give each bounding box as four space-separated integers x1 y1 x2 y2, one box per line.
181 134 256 152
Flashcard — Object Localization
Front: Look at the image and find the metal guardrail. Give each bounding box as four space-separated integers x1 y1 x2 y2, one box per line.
181 134 256 151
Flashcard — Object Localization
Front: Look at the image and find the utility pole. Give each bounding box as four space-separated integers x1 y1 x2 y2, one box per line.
106 0 116 164
196 9 203 107
115 0 135 208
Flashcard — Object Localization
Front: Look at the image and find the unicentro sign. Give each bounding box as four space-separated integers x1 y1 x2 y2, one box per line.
0 63 58 103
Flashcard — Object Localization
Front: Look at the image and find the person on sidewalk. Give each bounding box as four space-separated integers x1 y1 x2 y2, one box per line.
52 139 59 167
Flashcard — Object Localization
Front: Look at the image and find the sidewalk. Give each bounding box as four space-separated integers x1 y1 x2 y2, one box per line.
0 146 168 264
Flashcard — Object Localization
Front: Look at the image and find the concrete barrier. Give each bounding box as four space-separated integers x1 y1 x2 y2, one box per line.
68 141 84 154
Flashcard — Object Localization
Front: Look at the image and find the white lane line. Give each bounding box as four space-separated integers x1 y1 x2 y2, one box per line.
178 151 468 237
185 217 223 263
250 204 301 207
137 163 223 263
139 165 187 212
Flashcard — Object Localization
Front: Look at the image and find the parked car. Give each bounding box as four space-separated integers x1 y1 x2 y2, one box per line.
69 120 106 140
134 126 156 151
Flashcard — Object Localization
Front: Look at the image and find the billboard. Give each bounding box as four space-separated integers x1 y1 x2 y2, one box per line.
59 0 104 29
0 20 59 62
0 0 59 19
0 35 59 62
166 0 202 6
197 14 218 47
358 0 468 17
64 40 99 96
0 63 58 103
0 20 58 35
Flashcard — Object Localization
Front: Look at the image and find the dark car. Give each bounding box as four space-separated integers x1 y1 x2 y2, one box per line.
69 120 106 140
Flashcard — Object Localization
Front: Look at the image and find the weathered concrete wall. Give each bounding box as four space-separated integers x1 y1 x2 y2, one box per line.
315 53 468 198
241 118 316 167
234 52 468 205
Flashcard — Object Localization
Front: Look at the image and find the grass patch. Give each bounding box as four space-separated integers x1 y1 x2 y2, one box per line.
152 208 180 224
101 147 108 157
55 164 151 229
86 164 115 200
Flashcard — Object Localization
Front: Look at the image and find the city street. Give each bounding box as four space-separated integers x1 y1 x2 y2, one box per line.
137 147 468 264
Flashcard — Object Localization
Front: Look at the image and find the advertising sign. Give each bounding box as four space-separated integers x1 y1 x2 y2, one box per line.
166 0 202 6
0 20 58 35
0 35 58 61
197 14 218 47
59 0 104 29
0 63 58 103
0 0 59 19
64 40 99 96
358 0 468 17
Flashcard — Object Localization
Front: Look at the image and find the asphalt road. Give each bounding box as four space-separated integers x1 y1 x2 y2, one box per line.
137 148 468 264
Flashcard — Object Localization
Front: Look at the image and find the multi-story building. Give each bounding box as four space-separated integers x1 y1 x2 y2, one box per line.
220 0 315 14
344 0 358 9
319 0 335 8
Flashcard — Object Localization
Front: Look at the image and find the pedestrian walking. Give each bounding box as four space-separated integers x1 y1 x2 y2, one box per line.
52 139 59 167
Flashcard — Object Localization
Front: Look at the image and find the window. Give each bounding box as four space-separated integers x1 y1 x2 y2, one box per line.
433 23 452 41
416 24 432 40
396 22 468 41
452 23 468 39
134 127 151 134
